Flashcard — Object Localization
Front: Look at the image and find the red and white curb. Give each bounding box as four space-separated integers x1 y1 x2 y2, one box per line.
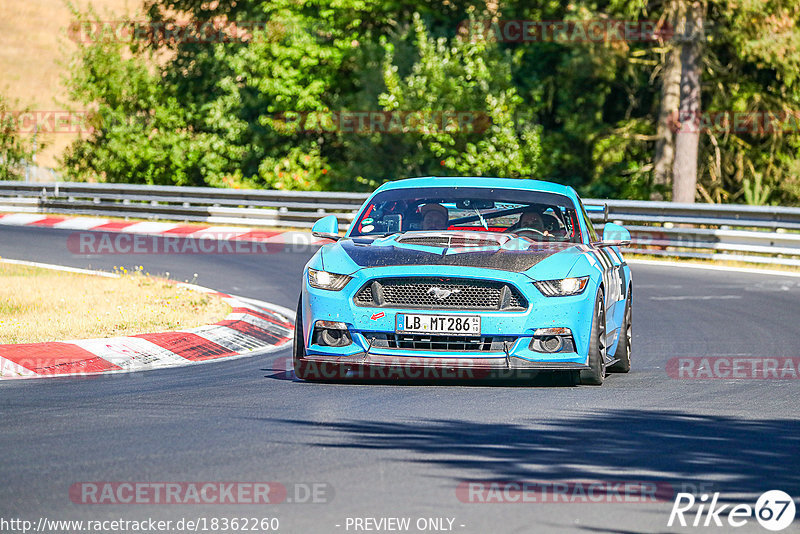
0 212 325 248
0 276 295 380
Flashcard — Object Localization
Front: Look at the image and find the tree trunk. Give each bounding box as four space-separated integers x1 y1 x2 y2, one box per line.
652 0 683 200
672 0 705 203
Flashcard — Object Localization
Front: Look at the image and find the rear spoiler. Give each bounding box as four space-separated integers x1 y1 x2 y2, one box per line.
584 203 609 223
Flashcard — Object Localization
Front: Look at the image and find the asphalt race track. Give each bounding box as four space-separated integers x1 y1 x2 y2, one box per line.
1 225 799 533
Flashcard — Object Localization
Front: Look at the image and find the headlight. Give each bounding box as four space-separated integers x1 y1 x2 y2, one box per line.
308 268 352 291
534 276 589 297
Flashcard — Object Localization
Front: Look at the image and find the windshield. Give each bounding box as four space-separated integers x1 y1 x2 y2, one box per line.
350 186 583 243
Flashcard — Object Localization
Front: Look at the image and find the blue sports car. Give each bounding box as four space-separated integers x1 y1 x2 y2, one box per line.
293 177 632 385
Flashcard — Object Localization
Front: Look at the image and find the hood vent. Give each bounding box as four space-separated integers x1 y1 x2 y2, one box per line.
396 234 504 249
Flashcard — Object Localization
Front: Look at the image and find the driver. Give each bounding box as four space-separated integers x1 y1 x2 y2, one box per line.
420 203 449 230
508 208 547 234
506 207 553 237
518 210 545 231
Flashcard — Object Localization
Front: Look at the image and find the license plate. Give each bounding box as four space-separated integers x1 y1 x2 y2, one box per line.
396 314 481 335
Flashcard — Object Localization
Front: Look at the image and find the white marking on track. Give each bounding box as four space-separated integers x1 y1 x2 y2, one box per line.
232 295 295 318
52 217 110 230
0 355 37 377
649 295 742 301
123 221 179 234
0 258 119 278
233 312 293 337
188 226 249 239
0 214 47 225
186 325 269 352
628 258 800 279
265 231 322 246
71 337 189 369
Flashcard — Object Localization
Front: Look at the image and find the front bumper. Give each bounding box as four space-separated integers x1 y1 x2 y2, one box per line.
302 265 598 369
295 352 589 381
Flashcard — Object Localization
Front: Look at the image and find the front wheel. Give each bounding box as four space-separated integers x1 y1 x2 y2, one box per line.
579 291 607 385
608 289 632 373
292 297 314 381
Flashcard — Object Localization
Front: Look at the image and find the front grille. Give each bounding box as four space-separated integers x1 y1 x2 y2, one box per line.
367 333 518 352
354 277 528 311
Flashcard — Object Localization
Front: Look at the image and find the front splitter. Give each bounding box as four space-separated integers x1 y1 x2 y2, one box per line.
296 353 589 381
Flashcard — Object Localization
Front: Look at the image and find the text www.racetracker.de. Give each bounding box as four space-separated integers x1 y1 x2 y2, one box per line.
0 516 280 533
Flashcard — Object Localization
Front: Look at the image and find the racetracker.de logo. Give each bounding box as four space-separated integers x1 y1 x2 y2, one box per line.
66 231 315 255
456 19 671 43
0 111 93 134
456 481 675 503
69 482 333 504
279 356 550 381
271 111 492 135
667 357 800 379
67 20 278 44
668 110 800 135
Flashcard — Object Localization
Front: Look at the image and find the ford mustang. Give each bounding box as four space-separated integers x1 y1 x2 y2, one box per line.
293 177 632 385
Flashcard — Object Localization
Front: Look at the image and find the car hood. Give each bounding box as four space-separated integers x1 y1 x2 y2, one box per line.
321 232 586 274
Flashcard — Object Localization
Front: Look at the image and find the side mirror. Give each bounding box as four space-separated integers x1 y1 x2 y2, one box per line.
597 223 631 247
311 215 341 241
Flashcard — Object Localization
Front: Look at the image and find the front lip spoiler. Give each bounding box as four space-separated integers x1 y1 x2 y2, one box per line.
296 353 589 381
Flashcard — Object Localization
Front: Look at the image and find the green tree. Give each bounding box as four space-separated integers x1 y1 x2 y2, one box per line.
0 96 38 181
60 0 800 205
380 13 541 178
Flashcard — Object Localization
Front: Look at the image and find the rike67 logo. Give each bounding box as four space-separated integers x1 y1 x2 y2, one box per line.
668 490 796 531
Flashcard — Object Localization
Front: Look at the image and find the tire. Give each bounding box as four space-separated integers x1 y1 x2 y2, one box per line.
579 291 607 386
557 370 580 387
608 288 632 373
292 297 313 381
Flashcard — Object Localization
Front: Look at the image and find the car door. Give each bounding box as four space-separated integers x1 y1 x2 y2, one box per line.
577 200 626 350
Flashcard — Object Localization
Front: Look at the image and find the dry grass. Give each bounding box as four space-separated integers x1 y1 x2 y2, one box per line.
0 263 231 344
0 0 143 169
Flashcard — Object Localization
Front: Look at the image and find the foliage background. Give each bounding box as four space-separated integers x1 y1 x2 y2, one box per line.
5 0 798 205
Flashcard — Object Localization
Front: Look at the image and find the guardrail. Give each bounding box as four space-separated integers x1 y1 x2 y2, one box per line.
1 181 799 267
